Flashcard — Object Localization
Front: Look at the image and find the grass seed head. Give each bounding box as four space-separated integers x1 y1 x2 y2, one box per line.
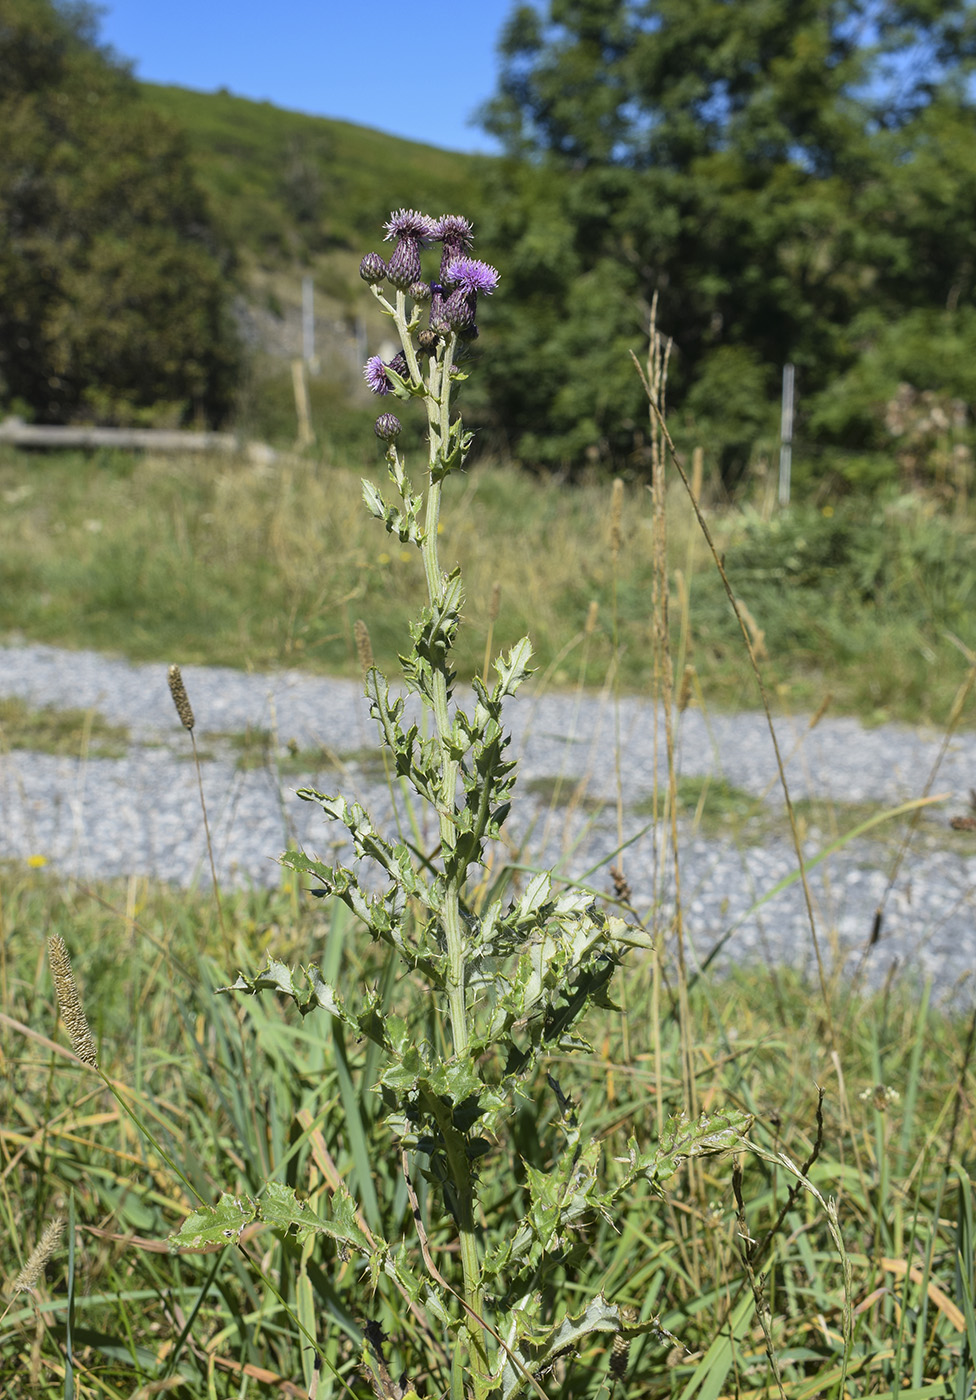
10 1216 65 1295
167 665 195 731
354 620 375 675
610 477 625 561
47 934 98 1068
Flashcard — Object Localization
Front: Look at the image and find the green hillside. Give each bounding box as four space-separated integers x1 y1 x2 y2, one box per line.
141 83 484 270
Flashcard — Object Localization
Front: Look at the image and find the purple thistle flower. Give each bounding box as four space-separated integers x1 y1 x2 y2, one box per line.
363 355 391 396
444 257 500 295
359 252 387 283
388 351 409 380
374 413 402 441
433 214 474 279
383 208 437 289
383 209 437 244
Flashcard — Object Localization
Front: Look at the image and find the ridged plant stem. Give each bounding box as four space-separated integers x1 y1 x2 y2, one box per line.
401 316 488 1383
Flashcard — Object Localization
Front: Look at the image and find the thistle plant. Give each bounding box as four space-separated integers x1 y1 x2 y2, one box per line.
171 210 752 1399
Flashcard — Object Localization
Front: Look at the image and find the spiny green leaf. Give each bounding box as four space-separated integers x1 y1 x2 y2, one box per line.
169 1193 255 1253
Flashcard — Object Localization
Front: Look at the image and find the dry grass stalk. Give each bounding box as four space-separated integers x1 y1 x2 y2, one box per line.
10 1216 65 1294
167 665 195 731
47 935 98 1068
736 599 768 661
691 445 704 503
354 619 375 675
609 477 625 563
584 599 599 636
166 665 225 937
488 579 501 623
677 663 696 713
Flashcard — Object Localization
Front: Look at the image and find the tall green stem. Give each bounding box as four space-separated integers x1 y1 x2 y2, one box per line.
398 321 487 1385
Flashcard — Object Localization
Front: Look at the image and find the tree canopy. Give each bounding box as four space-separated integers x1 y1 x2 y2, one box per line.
0 0 240 426
471 0 976 484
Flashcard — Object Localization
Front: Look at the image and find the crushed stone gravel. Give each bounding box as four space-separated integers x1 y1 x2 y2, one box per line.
2 641 974 1004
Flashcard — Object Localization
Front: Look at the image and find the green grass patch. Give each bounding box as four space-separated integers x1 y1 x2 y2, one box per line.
3 446 976 728
2 866 974 1395
0 696 129 758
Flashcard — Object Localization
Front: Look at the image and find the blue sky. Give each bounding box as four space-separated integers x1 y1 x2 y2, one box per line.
96 1 529 154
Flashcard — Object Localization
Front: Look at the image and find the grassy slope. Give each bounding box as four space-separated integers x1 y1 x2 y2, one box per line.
141 83 483 308
3 445 976 725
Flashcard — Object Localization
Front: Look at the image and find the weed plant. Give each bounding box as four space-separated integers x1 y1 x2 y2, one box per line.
2 212 976 1399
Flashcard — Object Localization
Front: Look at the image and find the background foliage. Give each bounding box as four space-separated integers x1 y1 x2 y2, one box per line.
0 0 241 426
5 0 976 488
471 0 976 480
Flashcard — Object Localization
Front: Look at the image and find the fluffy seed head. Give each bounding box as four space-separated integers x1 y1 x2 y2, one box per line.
11 1216 65 1294
48 935 98 1068
167 665 195 731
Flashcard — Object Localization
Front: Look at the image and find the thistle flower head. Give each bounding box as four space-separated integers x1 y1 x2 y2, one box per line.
444 257 500 296
434 214 474 247
434 214 475 279
383 209 437 244
384 209 437 289
364 355 391 396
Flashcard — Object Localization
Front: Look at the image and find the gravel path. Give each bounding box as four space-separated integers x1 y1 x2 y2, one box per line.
2 641 975 1003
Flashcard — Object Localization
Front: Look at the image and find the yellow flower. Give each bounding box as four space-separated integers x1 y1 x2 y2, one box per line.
27 854 48 868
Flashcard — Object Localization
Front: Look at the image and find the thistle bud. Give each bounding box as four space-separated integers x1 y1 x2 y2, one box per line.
359 252 387 283
443 288 476 332
375 413 402 441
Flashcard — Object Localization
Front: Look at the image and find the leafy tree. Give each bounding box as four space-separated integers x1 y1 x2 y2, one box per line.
473 0 976 482
0 0 241 426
